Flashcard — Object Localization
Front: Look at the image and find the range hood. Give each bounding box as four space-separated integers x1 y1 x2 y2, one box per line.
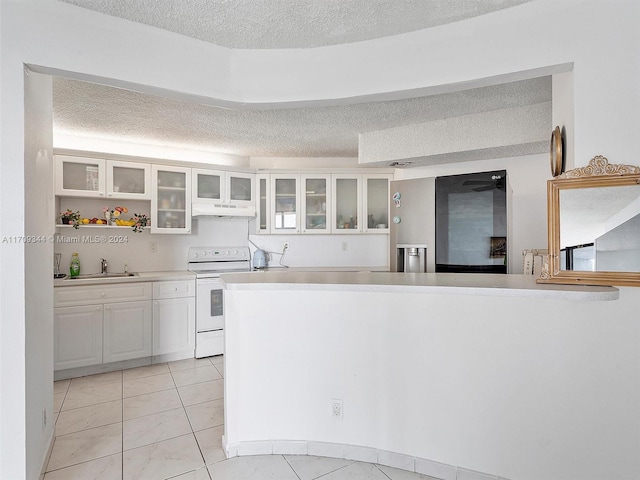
192 202 256 217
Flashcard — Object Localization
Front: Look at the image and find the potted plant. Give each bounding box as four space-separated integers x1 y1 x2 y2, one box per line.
58 209 81 229
132 213 149 233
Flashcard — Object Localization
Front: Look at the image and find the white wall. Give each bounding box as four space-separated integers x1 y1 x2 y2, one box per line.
231 1 640 167
225 286 640 480
23 70 56 480
248 233 389 269
1 0 639 477
53 216 249 273
359 103 550 166
396 153 550 274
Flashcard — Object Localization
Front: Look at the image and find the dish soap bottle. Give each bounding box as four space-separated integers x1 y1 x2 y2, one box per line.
69 253 81 278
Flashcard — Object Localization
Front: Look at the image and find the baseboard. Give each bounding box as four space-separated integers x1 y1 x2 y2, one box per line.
53 351 195 380
223 439 508 480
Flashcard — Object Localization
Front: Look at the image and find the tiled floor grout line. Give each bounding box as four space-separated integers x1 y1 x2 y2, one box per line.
311 461 357 480
168 360 211 477
282 454 303 480
374 463 394 480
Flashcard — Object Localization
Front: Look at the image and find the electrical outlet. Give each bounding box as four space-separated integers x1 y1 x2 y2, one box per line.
342 242 348 252
149 242 157 253
283 241 290 251
331 399 343 419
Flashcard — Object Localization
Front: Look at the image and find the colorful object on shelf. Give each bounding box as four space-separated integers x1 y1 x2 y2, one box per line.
57 209 81 229
102 206 129 225
131 213 149 233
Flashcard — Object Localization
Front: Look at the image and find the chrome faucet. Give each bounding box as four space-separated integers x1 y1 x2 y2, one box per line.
101 258 108 274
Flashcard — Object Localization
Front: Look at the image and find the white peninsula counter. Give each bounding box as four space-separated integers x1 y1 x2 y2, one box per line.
220 272 639 480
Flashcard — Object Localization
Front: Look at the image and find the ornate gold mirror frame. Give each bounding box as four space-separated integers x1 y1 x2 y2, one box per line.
538 155 640 286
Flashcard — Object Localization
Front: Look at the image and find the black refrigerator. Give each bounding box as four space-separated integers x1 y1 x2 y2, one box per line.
435 170 510 273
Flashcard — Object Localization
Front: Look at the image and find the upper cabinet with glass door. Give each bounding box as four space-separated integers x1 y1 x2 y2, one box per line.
192 168 255 216
192 169 223 203
151 165 191 234
301 175 331 234
106 161 151 200
363 174 391 233
332 174 362 233
55 155 106 197
255 174 271 234
271 175 301 234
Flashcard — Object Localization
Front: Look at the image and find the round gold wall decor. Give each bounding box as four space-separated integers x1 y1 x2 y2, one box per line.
550 126 564 177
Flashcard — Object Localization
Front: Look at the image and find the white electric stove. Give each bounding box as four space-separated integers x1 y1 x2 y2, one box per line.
187 246 251 357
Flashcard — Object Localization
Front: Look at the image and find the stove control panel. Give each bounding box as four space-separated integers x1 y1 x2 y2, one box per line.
188 246 250 262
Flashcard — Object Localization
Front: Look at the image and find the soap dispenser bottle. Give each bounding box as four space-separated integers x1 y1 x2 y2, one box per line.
69 252 81 278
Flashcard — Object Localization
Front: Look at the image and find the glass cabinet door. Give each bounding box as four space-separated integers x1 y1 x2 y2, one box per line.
152 166 191 234
302 175 331 234
256 175 270 234
228 172 254 206
363 175 391 233
271 175 300 233
192 169 223 202
55 155 106 197
333 175 361 233
107 161 151 199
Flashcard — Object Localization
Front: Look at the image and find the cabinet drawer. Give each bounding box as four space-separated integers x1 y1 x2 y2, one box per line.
55 282 152 307
153 280 195 299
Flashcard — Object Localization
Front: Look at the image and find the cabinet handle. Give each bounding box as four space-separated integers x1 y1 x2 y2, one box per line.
101 292 106 297
173 287 178 292
105 305 110 310
96 306 101 311
154 302 159 306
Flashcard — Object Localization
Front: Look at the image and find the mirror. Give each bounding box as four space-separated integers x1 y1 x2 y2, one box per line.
538 155 640 286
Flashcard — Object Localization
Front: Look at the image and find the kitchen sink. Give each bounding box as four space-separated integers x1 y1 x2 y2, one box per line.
66 272 138 280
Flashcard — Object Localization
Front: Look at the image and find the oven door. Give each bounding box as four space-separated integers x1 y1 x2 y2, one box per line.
196 278 224 332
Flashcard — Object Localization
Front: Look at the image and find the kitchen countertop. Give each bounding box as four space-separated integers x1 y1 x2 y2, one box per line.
54 270 195 287
253 266 389 272
221 271 619 301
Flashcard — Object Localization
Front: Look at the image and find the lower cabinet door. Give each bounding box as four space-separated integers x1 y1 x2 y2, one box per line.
54 305 103 370
103 300 152 363
153 297 195 355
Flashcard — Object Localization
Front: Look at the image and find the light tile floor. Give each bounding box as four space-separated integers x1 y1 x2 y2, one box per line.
47 355 437 480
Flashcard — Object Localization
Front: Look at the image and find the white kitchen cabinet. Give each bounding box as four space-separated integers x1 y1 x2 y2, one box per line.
227 171 254 206
106 160 151 200
271 174 301 234
301 174 332 234
191 168 255 216
55 155 106 197
362 174 392 233
151 165 192 234
152 280 196 356
332 174 362 233
54 305 103 370
54 282 153 371
54 282 152 306
255 174 271 234
192 168 224 203
103 300 152 363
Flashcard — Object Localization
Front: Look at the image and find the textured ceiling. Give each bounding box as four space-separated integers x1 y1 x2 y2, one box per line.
57 0 531 49
53 76 551 158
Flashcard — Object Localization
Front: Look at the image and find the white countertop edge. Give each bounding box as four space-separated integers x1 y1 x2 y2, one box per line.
54 270 195 287
220 272 619 301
